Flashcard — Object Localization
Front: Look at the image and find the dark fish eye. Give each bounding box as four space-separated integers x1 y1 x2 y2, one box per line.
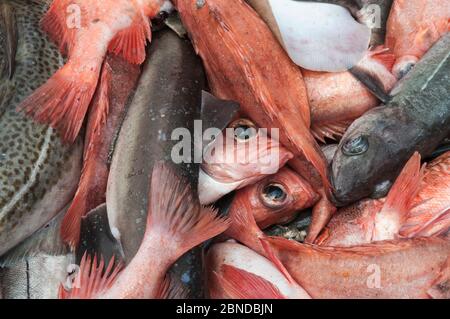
230 119 257 141
260 183 288 208
342 135 369 156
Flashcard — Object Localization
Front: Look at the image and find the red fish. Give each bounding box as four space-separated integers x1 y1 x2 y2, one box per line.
224 167 317 257
59 162 229 299
386 0 450 79
18 0 172 142
318 152 450 247
206 241 311 299
175 0 330 191
266 235 450 299
60 56 140 248
199 118 293 205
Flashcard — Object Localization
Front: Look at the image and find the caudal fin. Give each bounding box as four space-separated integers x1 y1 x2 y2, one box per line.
213 265 285 299
17 60 101 143
146 162 230 263
61 63 112 247
372 152 425 241
59 253 123 299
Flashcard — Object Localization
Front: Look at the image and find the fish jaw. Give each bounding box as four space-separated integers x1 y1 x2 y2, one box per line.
205 241 311 299
199 125 294 205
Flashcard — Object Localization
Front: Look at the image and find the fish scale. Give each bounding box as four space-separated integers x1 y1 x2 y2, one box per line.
0 0 82 256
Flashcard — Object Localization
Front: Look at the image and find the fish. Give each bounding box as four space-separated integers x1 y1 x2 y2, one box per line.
331 32 450 206
246 0 371 72
77 203 124 266
0 0 82 257
106 28 207 297
305 0 394 47
175 0 331 190
60 55 141 248
224 167 318 257
205 240 311 299
0 208 74 299
60 162 229 299
386 0 450 79
266 236 450 298
318 152 427 246
199 118 294 205
17 0 173 143
305 47 397 143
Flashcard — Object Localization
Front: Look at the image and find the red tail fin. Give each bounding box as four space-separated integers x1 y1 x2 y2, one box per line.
372 152 425 241
108 12 152 65
17 59 101 143
214 265 285 299
60 63 112 247
59 253 123 299
147 162 230 261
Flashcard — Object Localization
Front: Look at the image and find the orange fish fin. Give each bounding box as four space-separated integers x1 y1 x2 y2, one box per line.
369 46 396 71
404 206 450 238
147 162 230 260
427 257 450 299
311 120 350 143
305 189 337 244
156 275 190 299
216 265 285 299
373 152 425 240
108 13 151 65
17 59 101 143
41 0 86 55
59 254 123 299
60 63 111 248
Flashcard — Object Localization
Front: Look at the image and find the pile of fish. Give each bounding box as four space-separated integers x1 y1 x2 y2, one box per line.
0 0 449 299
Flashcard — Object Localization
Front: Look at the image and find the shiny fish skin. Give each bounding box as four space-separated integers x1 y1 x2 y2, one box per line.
331 33 450 206
0 0 82 256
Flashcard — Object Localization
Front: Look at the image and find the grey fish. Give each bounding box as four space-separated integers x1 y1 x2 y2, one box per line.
106 28 206 297
0 0 82 256
0 208 74 299
331 33 450 206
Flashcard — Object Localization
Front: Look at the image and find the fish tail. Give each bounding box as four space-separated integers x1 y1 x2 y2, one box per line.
17 56 102 143
60 63 112 248
212 265 285 299
156 274 190 299
144 161 230 264
373 152 425 240
59 253 123 299
108 10 151 65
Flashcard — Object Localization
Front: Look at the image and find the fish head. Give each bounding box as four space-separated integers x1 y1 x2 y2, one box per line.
331 107 398 205
232 167 318 230
199 118 293 205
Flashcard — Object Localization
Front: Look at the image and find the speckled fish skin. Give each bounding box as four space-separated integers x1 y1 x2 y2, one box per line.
331 33 450 206
269 236 450 298
0 0 82 256
106 28 206 297
0 210 74 299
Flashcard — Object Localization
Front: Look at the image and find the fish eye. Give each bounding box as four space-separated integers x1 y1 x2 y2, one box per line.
342 135 369 156
230 119 258 142
260 183 288 208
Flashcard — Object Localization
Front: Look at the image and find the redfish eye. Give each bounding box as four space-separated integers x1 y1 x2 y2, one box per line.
342 135 369 156
230 119 258 142
260 183 288 208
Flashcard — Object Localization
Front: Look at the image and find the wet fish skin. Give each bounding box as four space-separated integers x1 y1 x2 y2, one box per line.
331 33 450 206
268 236 450 298
0 209 74 299
0 0 82 257
106 29 206 297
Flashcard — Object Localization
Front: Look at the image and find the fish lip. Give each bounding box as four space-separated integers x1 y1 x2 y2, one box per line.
328 171 347 207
